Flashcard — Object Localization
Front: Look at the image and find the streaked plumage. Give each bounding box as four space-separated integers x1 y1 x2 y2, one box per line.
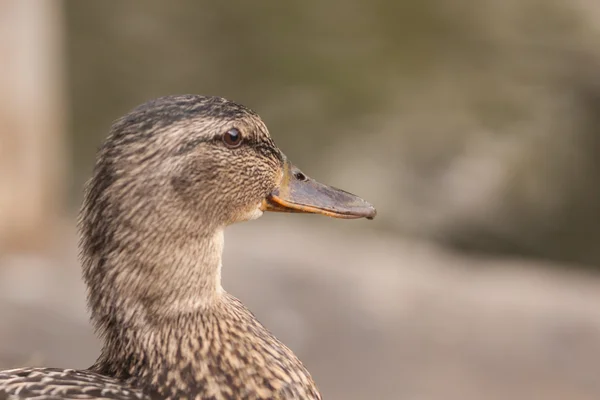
0 368 145 399
0 95 375 399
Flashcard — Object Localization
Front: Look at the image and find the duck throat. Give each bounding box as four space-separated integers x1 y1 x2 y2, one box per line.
82 220 226 336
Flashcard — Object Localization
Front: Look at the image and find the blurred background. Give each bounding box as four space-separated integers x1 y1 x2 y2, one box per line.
2 1 600 399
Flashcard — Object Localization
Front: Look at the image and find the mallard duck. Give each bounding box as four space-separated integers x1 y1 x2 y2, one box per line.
0 95 376 400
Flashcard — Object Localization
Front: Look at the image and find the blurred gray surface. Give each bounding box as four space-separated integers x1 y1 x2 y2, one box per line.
2 218 600 400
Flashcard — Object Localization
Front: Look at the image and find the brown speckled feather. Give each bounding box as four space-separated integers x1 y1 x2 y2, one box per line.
87 293 321 399
0 368 147 399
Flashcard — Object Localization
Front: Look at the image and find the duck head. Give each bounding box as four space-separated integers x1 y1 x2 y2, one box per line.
80 95 375 321
87 95 374 229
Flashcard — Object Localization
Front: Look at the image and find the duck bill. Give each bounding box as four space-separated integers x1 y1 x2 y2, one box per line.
261 160 376 220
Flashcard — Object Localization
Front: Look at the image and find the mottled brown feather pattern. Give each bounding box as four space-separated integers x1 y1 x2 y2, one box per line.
0 96 321 399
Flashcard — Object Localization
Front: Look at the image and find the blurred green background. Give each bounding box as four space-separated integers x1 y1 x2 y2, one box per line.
2 1 600 399
64 0 600 265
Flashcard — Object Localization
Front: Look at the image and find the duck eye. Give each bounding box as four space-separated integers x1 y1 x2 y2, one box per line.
223 128 243 148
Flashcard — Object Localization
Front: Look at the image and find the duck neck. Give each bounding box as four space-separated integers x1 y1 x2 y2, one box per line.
83 223 226 337
83 219 232 381
131 228 225 315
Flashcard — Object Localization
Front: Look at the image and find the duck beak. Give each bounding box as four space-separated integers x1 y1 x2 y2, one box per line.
260 159 377 220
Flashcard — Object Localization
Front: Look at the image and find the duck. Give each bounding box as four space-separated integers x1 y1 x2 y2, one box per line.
0 95 376 400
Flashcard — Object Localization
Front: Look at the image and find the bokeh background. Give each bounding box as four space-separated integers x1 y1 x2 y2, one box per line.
2 1 600 399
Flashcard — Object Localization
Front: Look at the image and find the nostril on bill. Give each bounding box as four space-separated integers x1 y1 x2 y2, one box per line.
293 171 307 181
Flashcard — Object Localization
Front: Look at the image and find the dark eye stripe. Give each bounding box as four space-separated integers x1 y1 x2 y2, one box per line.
253 142 284 162
175 134 281 163
175 137 210 155
175 134 231 155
